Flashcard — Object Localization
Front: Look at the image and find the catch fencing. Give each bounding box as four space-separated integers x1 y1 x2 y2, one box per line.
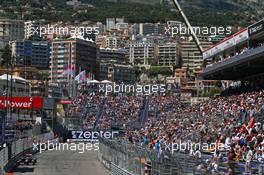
99 139 184 175
99 139 264 175
0 132 54 175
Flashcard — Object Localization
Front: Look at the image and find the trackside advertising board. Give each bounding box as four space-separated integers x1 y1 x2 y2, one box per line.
203 29 248 60
69 130 120 141
248 19 264 37
0 97 43 109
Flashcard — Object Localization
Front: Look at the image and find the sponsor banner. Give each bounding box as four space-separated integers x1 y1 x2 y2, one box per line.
203 49 212 60
222 38 235 50
203 29 249 60
248 19 264 37
212 45 222 56
234 29 249 44
59 100 72 105
69 130 120 141
0 97 43 109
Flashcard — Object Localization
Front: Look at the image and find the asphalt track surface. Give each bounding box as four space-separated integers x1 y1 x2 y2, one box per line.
13 149 109 175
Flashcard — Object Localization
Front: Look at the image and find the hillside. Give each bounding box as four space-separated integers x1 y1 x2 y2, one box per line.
0 0 263 27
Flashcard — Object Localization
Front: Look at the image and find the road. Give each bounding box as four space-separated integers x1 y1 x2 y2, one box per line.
13 150 109 175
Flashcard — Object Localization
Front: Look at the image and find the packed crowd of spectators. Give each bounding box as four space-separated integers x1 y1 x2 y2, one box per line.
148 95 182 118
98 96 144 129
66 94 104 129
124 90 264 174
67 83 264 173
67 94 145 130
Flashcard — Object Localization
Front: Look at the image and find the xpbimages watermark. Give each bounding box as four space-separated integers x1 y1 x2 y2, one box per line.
32 24 100 37
162 140 231 154
33 141 99 154
98 83 167 95
165 24 232 37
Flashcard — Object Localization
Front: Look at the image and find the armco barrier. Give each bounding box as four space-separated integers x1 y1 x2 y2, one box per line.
2 132 54 174
0 147 8 175
99 154 133 175
111 163 134 175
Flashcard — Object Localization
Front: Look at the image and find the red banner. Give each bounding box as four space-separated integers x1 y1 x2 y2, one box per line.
0 97 43 109
59 100 72 105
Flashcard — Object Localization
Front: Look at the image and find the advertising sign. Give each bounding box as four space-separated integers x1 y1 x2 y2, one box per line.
0 97 43 109
248 19 264 37
69 130 120 141
234 29 249 44
203 29 249 60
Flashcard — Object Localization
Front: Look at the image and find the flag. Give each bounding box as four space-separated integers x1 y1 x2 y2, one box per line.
75 70 86 83
86 72 92 81
63 64 74 77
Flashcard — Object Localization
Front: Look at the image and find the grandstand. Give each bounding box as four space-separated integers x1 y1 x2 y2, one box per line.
202 19 264 87
94 19 264 175
9 16 264 175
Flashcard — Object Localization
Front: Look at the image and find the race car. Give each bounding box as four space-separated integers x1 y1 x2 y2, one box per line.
17 153 37 165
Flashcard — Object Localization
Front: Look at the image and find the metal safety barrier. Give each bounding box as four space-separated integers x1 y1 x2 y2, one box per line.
0 147 8 175
0 132 54 174
98 138 264 175
98 139 184 175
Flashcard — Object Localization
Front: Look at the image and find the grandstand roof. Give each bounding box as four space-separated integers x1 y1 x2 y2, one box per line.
202 19 264 80
203 29 248 60
202 45 264 80
0 74 28 82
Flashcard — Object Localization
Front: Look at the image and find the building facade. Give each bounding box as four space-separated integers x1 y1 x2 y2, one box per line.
50 38 98 83
0 19 24 48
24 20 41 39
128 42 155 65
99 48 128 63
99 63 136 82
106 18 116 31
158 43 178 66
10 40 51 69
178 39 212 73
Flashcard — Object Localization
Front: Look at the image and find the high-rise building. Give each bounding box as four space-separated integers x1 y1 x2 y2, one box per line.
116 23 129 30
0 19 24 48
101 36 123 49
50 38 98 83
24 20 41 39
99 63 136 82
130 23 140 36
138 23 166 36
95 22 106 34
177 39 212 74
128 42 155 65
99 48 128 63
139 23 156 36
115 17 125 24
158 43 178 66
106 18 116 31
99 48 132 81
10 40 51 69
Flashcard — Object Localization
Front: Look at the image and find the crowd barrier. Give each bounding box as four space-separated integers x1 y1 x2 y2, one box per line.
99 138 183 175
99 138 264 175
0 132 54 175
